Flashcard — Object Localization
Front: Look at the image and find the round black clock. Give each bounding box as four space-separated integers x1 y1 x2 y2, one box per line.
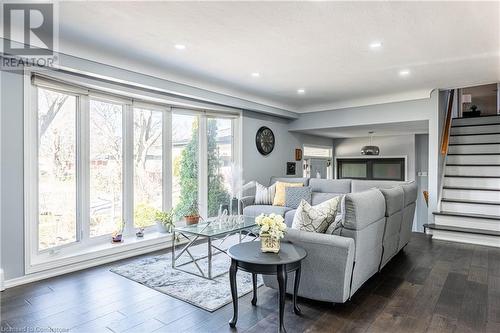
255 126 275 156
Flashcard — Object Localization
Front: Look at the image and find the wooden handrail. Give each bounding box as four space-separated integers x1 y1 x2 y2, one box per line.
440 89 455 156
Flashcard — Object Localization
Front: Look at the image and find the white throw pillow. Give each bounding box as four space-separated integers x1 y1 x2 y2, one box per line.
292 196 340 233
255 182 276 205
325 195 345 235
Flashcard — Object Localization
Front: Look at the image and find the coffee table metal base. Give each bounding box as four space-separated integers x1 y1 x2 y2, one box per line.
228 258 302 333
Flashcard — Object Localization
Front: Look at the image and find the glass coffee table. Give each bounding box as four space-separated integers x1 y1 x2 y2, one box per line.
171 216 258 279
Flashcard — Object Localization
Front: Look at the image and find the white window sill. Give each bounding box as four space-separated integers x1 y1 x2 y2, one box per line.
27 231 179 275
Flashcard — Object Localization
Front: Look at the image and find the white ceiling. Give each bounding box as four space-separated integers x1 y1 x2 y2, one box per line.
297 120 429 138
57 1 500 113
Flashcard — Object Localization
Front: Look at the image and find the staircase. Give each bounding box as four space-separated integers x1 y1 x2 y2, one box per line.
429 114 500 247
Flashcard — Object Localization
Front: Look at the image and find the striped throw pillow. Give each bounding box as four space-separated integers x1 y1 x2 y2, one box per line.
255 182 276 205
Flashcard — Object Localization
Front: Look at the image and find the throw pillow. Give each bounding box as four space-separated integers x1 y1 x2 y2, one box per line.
254 182 276 205
292 196 340 233
285 186 312 209
273 181 303 206
325 195 345 235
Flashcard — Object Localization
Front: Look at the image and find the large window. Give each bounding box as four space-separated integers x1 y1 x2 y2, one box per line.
337 158 405 181
27 74 240 267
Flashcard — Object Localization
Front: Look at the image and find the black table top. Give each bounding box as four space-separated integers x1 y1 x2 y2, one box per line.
228 242 307 265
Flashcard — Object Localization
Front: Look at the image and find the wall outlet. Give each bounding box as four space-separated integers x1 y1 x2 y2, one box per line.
417 171 428 177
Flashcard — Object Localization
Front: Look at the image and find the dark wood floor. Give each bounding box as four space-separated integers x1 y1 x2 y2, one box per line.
1 233 500 333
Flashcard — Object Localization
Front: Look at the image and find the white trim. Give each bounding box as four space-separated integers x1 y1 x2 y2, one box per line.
198 115 208 218
0 269 5 291
432 230 500 248
6 234 184 289
123 104 134 236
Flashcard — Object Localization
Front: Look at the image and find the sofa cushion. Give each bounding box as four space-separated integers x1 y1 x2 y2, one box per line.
270 177 309 186
343 188 386 230
309 179 351 194
379 186 404 216
401 181 417 207
273 181 303 206
351 180 405 193
243 205 293 218
284 209 296 227
311 192 344 205
285 186 312 209
292 197 340 233
255 182 276 205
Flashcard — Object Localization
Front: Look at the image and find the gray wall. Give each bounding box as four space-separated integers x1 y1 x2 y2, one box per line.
332 134 416 181
1 70 25 280
242 111 333 186
415 134 429 232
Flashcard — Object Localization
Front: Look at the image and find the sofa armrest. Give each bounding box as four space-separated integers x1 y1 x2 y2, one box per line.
240 195 255 208
263 228 355 303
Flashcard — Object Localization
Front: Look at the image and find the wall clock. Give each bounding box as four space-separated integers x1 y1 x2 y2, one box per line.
255 126 275 156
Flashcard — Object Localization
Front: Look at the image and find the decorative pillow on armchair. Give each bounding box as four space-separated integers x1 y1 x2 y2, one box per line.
292 196 340 233
285 186 312 209
254 182 276 205
273 181 303 206
325 195 345 235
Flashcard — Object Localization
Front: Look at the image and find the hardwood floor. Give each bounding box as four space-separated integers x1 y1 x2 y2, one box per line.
1 233 500 332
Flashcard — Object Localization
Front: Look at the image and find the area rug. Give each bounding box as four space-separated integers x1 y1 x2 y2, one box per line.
110 237 263 312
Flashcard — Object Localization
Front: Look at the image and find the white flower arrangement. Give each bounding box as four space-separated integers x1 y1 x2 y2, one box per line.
255 213 287 240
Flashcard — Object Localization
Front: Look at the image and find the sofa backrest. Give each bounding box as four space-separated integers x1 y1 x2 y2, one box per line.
399 182 418 250
269 176 309 186
378 186 405 269
351 180 406 193
340 188 386 295
309 178 351 193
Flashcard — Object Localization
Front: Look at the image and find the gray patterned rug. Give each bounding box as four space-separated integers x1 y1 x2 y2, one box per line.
110 237 263 312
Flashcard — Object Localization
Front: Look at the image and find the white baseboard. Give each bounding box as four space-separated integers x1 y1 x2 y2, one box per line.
4 239 181 290
0 268 5 291
432 230 500 248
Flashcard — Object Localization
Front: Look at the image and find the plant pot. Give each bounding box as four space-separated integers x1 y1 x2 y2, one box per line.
185 215 200 225
156 221 170 233
260 233 280 253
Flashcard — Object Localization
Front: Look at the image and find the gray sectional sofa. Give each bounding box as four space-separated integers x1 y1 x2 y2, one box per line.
241 177 417 303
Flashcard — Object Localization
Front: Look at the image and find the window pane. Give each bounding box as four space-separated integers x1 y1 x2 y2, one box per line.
38 88 77 250
172 114 199 221
373 162 403 180
207 118 232 217
341 162 367 178
133 108 163 228
89 100 123 237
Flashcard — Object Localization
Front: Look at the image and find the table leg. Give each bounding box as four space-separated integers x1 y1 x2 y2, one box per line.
293 263 302 315
277 264 287 333
229 259 238 327
251 273 257 306
208 238 212 279
171 231 176 268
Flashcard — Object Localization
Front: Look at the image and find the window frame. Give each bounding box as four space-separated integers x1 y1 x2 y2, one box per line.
24 71 241 273
336 157 406 181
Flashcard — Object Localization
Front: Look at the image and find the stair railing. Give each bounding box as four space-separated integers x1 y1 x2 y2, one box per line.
437 89 455 212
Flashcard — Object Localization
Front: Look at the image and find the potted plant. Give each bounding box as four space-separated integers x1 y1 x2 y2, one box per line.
255 213 287 253
155 209 174 233
184 201 201 225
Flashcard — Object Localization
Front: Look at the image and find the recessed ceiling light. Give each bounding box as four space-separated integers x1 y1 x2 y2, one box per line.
174 44 186 50
370 41 382 49
297 89 306 94
399 69 410 76
251 72 260 78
